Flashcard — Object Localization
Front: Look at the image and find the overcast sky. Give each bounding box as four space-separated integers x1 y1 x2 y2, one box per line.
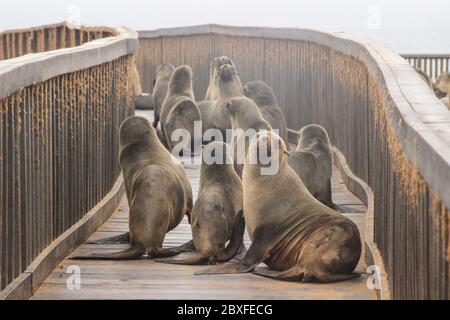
0 0 448 53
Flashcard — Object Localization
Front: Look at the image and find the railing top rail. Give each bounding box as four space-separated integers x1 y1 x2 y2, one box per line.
0 21 118 37
0 22 138 100
140 24 450 208
401 53 450 59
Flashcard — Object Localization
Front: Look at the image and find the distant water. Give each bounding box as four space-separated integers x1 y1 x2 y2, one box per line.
1 0 449 54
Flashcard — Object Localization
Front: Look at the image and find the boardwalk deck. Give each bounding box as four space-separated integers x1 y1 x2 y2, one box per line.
31 110 376 300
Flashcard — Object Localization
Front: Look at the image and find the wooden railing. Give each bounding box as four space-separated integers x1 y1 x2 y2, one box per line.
0 23 137 294
137 25 450 299
402 54 450 80
0 22 117 61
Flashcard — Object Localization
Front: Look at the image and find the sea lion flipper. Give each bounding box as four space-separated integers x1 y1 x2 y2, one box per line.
151 240 196 258
154 253 209 265
253 266 360 283
86 232 130 245
314 271 361 283
216 210 245 262
195 225 272 276
70 245 145 261
150 240 197 259
253 266 305 281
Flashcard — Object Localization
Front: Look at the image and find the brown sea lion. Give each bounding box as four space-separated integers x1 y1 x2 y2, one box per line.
287 124 338 210
242 80 288 143
202 63 244 141
414 67 447 99
225 97 272 177
196 131 362 283
71 116 193 260
205 56 236 101
160 65 202 153
152 63 175 127
155 141 245 265
436 72 450 94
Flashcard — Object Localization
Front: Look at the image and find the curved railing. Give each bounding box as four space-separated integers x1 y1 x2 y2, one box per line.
137 24 450 299
0 22 137 295
402 53 450 80
0 22 117 61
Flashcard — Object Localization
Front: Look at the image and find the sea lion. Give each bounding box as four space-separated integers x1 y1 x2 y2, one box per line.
242 80 288 143
197 131 362 283
224 97 272 177
287 124 338 209
155 141 245 265
71 116 193 260
152 63 175 127
202 63 244 141
436 72 450 94
160 65 202 153
414 67 447 99
205 56 236 101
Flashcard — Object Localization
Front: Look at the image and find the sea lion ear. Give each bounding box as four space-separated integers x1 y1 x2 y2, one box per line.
241 86 247 94
153 79 156 87
225 100 233 113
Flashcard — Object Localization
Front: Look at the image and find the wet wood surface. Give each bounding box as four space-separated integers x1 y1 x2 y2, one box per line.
31 110 376 300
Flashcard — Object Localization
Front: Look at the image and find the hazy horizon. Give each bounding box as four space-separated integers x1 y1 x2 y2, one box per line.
1 0 449 54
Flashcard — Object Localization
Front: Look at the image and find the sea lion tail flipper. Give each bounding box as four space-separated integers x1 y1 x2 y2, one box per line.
253 267 360 283
314 272 361 283
175 239 196 252
253 266 305 282
196 224 272 276
154 253 209 265
86 232 130 245
70 246 144 261
150 240 197 258
216 210 246 263
152 115 160 128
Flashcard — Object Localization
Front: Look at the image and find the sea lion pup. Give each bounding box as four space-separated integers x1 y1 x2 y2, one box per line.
196 131 362 283
71 116 193 260
155 141 245 265
287 124 338 210
225 97 272 177
242 80 288 142
202 63 244 140
205 56 236 101
160 65 202 152
152 63 175 127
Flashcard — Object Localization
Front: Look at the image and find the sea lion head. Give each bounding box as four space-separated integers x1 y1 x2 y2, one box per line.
433 84 448 99
224 97 270 131
201 141 234 168
157 63 175 79
192 200 230 257
213 56 234 69
246 131 288 175
218 63 237 81
169 65 193 94
241 80 278 107
298 124 330 149
119 116 156 148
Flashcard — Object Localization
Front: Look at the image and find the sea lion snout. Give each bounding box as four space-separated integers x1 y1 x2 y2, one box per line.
219 64 235 80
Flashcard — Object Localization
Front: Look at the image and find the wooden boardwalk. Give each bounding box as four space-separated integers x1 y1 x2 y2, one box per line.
31 110 376 300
